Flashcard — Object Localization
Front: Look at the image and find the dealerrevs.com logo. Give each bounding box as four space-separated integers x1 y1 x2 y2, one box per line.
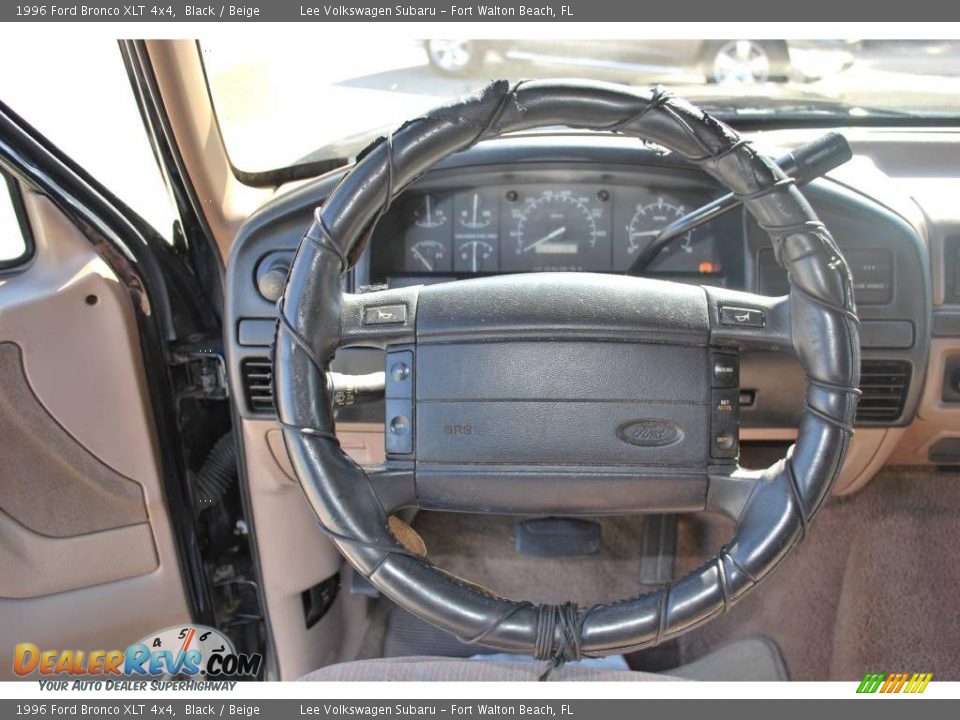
857 672 933 694
13 625 262 680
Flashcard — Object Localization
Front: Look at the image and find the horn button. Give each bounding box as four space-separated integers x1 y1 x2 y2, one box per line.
383 273 739 515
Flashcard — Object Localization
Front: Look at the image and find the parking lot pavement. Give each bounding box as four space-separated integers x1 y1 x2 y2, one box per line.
813 41 960 111
4 37 960 241
204 38 960 173
856 40 960 76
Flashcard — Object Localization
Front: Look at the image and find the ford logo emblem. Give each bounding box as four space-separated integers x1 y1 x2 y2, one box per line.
616 419 683 447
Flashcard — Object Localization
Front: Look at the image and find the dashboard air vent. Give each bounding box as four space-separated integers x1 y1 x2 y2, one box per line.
241 358 274 414
857 360 911 423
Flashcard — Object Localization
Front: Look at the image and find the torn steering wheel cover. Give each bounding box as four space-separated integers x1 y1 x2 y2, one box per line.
273 80 860 661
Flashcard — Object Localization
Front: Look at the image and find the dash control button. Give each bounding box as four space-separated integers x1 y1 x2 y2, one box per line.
364 304 407 325
711 354 739 389
719 305 765 328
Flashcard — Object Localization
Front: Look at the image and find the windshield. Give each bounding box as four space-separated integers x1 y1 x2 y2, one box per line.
201 38 960 177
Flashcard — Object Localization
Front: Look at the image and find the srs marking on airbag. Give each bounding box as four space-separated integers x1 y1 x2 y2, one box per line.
616 419 683 447
444 424 473 435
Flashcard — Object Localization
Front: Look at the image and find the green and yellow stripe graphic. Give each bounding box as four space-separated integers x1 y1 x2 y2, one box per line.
857 672 933 694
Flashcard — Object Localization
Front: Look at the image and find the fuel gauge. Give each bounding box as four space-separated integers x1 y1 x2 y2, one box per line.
455 240 497 273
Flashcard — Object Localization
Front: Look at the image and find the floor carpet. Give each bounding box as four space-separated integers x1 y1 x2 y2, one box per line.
402 467 960 680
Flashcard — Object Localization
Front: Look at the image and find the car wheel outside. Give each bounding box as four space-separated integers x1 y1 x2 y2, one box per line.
425 40 486 76
703 40 790 84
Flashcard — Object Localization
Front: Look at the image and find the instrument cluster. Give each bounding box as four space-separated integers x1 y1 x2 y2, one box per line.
386 184 735 278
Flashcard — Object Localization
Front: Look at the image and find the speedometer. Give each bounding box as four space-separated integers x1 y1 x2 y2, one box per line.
501 188 610 272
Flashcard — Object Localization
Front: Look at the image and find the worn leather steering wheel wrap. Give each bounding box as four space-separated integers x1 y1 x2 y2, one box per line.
274 80 860 664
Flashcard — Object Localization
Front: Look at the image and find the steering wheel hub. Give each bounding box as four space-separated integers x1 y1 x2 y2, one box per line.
388 273 730 515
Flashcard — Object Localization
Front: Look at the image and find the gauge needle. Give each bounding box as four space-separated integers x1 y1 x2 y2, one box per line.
522 226 566 253
412 247 433 271
471 242 479 272
174 627 196 674
628 230 661 239
472 193 479 227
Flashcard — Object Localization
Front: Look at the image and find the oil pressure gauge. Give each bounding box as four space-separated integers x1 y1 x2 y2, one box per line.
412 193 448 229
454 190 499 272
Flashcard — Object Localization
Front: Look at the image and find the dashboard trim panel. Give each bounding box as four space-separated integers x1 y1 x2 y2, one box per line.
226 136 930 432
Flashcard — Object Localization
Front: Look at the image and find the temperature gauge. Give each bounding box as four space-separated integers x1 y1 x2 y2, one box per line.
408 240 449 272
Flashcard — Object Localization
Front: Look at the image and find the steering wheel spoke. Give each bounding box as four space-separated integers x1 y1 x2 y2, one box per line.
704 286 792 352
364 462 417 514
705 465 764 521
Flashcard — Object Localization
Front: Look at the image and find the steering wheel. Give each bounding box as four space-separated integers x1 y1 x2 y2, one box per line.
274 80 860 663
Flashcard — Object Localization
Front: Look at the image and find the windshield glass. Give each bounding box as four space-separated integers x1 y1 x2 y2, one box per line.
202 38 960 176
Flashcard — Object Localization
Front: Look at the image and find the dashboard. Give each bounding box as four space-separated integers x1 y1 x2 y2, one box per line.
226 135 931 437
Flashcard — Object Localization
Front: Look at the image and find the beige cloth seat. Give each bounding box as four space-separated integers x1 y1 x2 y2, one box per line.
301 636 788 681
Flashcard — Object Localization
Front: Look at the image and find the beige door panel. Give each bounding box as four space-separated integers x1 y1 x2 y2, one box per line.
0 573 190 681
1 193 165 483
0 342 147 536
0 510 157 599
0 191 190 678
